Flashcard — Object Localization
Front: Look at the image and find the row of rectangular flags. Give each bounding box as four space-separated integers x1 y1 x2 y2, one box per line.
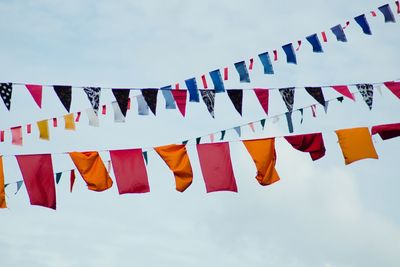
1 122 399 209
1 81 400 146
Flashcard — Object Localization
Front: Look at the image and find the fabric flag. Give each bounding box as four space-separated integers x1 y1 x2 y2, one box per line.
279 87 295 112
25 84 43 108
321 31 328 42
64 113 76 130
284 133 326 161
197 142 238 193
136 95 150 116
27 124 32 134
224 67 228 80
378 4 396 22
305 87 326 107
0 130 4 142
337 96 344 103
299 108 304 124
306 33 323 53
112 101 125 122
0 83 13 110
70 170 76 193
371 123 400 140
37 120 50 140
201 75 208 89
112 89 130 117
249 122 255 132
220 130 226 140
285 112 294 133
110 149 150 194
171 90 187 117
242 138 280 186
356 84 374 110
11 126 23 146
254 88 269 114
249 58 254 70
154 144 193 192
141 89 158 115
53 118 58 128
330 24 347 42
53 85 72 112
397 0 400 14
234 61 251 83
209 69 225 93
260 119 266 129
196 137 201 145
160 85 176 109
295 40 302 51
16 154 57 209
102 105 106 115
331 85 355 101
354 14 372 35
55 172 62 184
185 78 200 102
258 52 274 74
311 104 317 117
86 108 99 127
0 156 6 208
83 87 101 115
273 50 278 61
15 180 23 195
335 127 378 165
384 81 400 99
200 90 216 118
234 126 241 137
69 151 113 192
324 101 329 113
143 151 148 165
75 111 81 122
282 43 297 64
227 90 243 116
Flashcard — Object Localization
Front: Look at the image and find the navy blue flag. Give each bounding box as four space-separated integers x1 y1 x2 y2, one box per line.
112 89 130 117
331 24 347 42
354 14 372 35
141 89 158 115
306 34 323 53
209 69 225 93
53 85 72 112
184 78 200 102
282 43 297 64
378 4 396 23
258 52 274 74
234 61 251 83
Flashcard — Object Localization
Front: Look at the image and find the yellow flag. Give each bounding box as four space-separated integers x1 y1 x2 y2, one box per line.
64 113 76 130
37 120 50 140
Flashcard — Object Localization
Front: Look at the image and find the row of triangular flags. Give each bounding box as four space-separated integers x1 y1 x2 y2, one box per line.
1 122 399 209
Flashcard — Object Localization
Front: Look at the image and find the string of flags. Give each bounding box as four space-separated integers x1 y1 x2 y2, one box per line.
1 121 399 210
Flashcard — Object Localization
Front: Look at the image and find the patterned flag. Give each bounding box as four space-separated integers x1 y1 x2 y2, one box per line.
279 87 295 112
83 87 101 115
200 90 216 118
0 83 13 110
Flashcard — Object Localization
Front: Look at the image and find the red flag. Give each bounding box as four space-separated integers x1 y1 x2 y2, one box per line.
249 58 254 70
16 154 56 209
273 50 278 61
0 131 4 142
110 149 150 194
295 40 302 51
175 83 180 90
201 75 208 89
11 126 23 146
321 31 328 42
75 111 81 122
53 118 58 127
384 81 400 99
396 1 400 14
102 105 106 115
371 123 400 140
197 142 238 193
284 133 326 161
27 124 32 134
70 170 76 192
171 90 187 117
371 11 377 17
25 84 43 108
224 67 228 80
342 21 350 29
127 98 131 110
331 85 355 101
253 88 269 114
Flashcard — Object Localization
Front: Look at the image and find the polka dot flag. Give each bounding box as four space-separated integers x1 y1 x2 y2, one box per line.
0 83 13 111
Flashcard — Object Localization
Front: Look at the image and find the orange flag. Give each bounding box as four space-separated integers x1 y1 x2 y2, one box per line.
69 152 113 192
154 144 193 192
243 138 280 186
0 156 7 208
335 127 379 165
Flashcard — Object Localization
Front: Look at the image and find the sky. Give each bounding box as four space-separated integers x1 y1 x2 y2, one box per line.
0 0 400 266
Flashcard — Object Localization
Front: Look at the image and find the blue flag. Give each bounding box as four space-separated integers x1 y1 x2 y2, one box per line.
306 34 323 53
185 78 200 102
234 61 251 83
285 112 294 133
378 4 396 23
209 69 225 93
282 43 297 64
160 85 176 109
354 14 372 35
258 52 274 74
331 24 347 42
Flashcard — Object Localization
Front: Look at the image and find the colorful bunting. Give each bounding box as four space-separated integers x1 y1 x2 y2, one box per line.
83 87 101 115
234 61 251 83
209 69 225 93
305 87 326 107
258 52 274 74
378 4 396 22
282 43 297 64
356 84 374 110
243 138 280 186
0 83 13 110
160 86 176 109
279 87 295 112
141 89 158 115
197 142 238 193
112 89 130 117
227 90 243 116
254 88 269 115
354 14 372 35
69 152 113 192
185 78 200 102
25 84 43 108
136 95 150 116
64 113 76 130
331 24 347 42
16 154 56 209
200 90 216 118
0 156 6 208
37 120 50 140
371 123 400 140
306 33 323 53
53 85 72 112
171 90 187 117
11 126 23 146
284 133 326 161
384 81 400 99
331 85 355 101
154 144 193 192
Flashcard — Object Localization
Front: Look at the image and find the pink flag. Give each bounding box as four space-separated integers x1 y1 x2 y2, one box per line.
197 142 238 193
249 122 255 133
102 105 106 115
295 40 302 51
70 170 75 193
26 124 32 134
110 149 150 194
331 85 355 101
201 75 208 89
371 11 377 17
321 31 328 42
273 50 278 61
11 126 23 146
253 88 269 114
384 81 400 99
53 118 58 127
0 131 4 142
25 84 43 108
223 67 228 80
171 90 187 117
75 111 81 122
16 154 56 209
249 58 254 70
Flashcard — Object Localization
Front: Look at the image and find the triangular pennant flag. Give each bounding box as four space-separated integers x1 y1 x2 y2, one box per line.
0 83 13 111
112 89 130 117
258 52 274 74
371 123 400 140
305 87 326 107
299 108 304 124
53 85 72 112
110 149 150 194
154 144 193 192
160 86 176 109
234 126 241 137
337 96 344 102
220 130 226 140
282 43 297 64
0 156 6 208
285 112 294 133
16 154 56 209
55 172 62 184
260 119 266 129
171 90 187 117
242 138 280 186
70 170 75 193
226 90 243 116
64 113 76 130
249 122 255 133
141 89 158 115
331 85 355 101
184 78 200 102
384 81 400 99
209 69 225 93
200 90 216 118
356 84 374 110
378 4 396 22
69 152 113 192
234 61 251 83
37 120 50 140
15 180 23 195
196 137 201 145
197 143 238 193
306 33 323 52
182 140 189 145
143 151 148 165
11 126 23 146
112 101 126 122
284 133 326 161
83 87 101 115
254 88 269 114
136 95 149 116
324 101 329 113
330 24 347 42
86 108 99 127
279 87 295 112
25 84 43 108
354 14 372 35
